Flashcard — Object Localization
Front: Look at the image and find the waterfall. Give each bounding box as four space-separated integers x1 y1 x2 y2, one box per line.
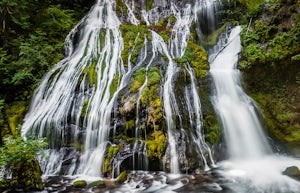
210 26 272 159
210 26 300 193
22 0 125 176
21 0 217 177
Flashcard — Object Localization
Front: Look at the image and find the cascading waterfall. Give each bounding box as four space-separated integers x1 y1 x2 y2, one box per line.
22 0 125 176
210 26 272 159
18 0 300 192
22 0 215 177
210 26 300 192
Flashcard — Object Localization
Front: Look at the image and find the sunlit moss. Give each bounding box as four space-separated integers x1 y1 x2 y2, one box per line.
102 145 119 174
146 130 166 159
130 68 146 93
5 101 26 135
175 41 209 78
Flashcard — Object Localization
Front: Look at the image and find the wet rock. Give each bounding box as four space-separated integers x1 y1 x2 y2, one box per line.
117 170 128 184
282 166 300 180
87 180 106 189
72 180 87 188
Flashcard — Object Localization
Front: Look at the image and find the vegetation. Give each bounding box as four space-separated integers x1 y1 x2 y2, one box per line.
0 0 91 191
0 136 47 191
238 0 300 154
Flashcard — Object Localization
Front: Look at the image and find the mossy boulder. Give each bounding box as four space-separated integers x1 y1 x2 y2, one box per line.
282 166 300 180
116 170 128 184
87 180 106 188
72 180 87 188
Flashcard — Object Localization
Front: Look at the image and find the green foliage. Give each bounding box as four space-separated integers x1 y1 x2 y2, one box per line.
0 136 47 168
0 136 46 191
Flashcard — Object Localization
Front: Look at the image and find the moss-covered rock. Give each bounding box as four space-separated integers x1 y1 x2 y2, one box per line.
116 170 128 184
87 180 106 188
146 130 166 160
282 166 300 181
102 145 119 174
72 180 87 188
175 40 209 79
239 1 300 155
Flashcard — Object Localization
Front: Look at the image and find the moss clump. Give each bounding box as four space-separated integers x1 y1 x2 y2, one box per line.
146 0 153 11
82 59 99 87
116 170 128 184
110 73 121 97
72 180 87 188
80 98 89 119
87 180 106 188
202 24 227 47
130 68 146 93
5 101 26 135
140 67 161 106
203 115 221 145
175 41 209 78
146 131 166 160
102 145 119 174
120 25 151 66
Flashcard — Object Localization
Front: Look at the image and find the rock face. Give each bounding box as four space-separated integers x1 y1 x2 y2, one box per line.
239 1 300 156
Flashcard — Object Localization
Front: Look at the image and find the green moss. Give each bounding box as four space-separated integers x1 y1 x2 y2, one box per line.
202 24 227 47
146 131 165 159
81 98 89 119
110 73 120 96
130 68 146 93
87 180 105 188
73 180 87 188
125 119 135 131
175 41 209 78
103 145 119 174
146 0 153 11
5 101 27 135
140 67 161 106
148 67 161 86
120 25 151 66
116 170 128 183
203 115 221 145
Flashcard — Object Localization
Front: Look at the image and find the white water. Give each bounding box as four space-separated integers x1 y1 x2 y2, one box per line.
210 26 272 159
22 0 126 176
210 26 300 192
185 64 215 170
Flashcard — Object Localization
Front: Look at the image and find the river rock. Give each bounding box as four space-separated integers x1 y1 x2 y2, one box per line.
282 166 300 180
87 180 106 188
72 180 87 188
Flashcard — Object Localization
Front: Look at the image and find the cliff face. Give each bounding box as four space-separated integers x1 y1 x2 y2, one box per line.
239 0 300 155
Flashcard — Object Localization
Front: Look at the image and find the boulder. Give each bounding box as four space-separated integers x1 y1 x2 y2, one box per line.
282 166 300 180
72 180 87 188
